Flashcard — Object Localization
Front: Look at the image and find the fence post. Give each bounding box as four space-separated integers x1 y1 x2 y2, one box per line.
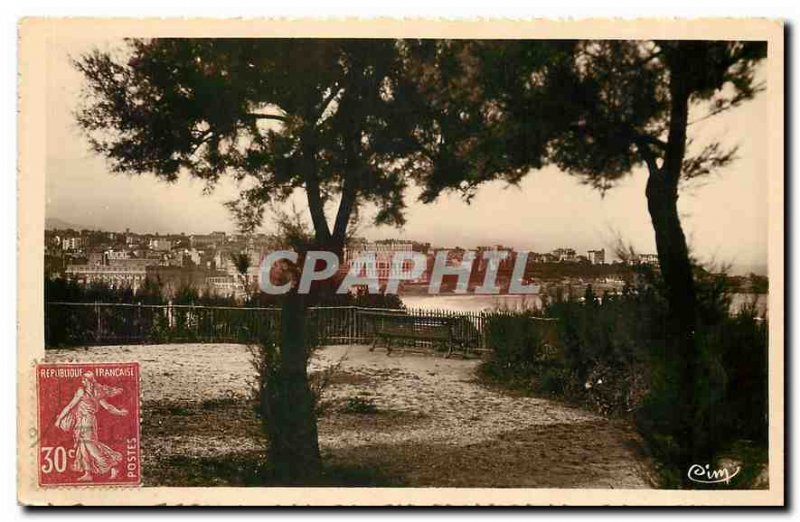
480 311 486 351
210 307 215 342
349 307 354 343
167 299 173 331
137 301 142 343
354 307 360 343
95 301 101 343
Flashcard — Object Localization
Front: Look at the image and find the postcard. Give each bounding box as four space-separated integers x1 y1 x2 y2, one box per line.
17 17 784 506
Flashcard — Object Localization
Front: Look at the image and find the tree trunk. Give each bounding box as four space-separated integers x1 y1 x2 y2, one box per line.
645 173 697 340
636 47 714 482
259 126 354 483
644 64 702 478
260 231 347 483
645 171 701 480
262 291 322 483
258 131 334 483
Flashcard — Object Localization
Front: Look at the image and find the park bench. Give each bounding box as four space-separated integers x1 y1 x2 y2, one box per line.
362 311 464 357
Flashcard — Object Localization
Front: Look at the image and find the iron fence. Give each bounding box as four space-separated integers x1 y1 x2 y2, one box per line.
45 302 280 346
45 302 551 353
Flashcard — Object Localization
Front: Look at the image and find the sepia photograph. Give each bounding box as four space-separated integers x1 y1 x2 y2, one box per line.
17 18 784 506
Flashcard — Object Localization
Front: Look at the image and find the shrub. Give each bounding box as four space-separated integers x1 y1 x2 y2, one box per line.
481 312 566 394
341 395 379 414
480 274 769 488
482 288 661 414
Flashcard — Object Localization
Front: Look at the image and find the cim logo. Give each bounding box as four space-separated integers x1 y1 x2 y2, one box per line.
687 463 741 485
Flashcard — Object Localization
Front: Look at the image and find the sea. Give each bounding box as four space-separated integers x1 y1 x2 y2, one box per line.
401 293 768 316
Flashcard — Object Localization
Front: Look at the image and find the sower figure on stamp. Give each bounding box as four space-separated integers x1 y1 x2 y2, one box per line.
54 371 128 482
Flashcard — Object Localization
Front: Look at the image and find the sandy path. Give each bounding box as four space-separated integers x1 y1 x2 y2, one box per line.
318 346 600 447
47 343 653 488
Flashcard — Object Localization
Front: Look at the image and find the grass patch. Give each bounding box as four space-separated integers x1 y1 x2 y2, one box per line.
164 404 193 416
153 452 270 487
340 395 379 414
318 463 404 486
200 396 241 410
150 452 401 487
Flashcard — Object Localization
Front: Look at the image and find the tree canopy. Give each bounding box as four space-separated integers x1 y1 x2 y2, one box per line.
76 40 395 242
76 39 587 249
410 40 766 192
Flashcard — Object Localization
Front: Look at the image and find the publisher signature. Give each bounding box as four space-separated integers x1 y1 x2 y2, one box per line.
687 463 741 484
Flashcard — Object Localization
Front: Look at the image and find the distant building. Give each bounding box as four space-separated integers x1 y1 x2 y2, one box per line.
105 249 130 261
638 253 660 266
552 248 576 263
107 257 153 269
474 245 516 285
530 252 558 263
65 264 146 291
148 238 173 251
145 266 225 297
61 237 84 251
190 231 227 249
162 251 188 268
87 252 105 266
205 275 246 299
625 253 659 267
587 249 606 265
342 239 430 284
187 248 220 270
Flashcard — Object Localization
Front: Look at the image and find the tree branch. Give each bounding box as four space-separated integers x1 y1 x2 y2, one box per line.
245 113 289 123
332 125 361 244
633 133 667 151
332 175 358 244
569 122 667 173
313 82 343 127
189 132 214 157
635 47 663 68
662 55 691 188
633 137 661 174
300 138 332 245
681 142 738 180
568 122 666 152
686 86 764 126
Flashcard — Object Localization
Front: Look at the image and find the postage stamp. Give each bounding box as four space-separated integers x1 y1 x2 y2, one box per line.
35 362 141 487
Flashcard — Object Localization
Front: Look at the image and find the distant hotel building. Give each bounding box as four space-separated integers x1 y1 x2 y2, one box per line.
342 239 431 284
65 264 147 292
552 248 577 263
587 249 605 265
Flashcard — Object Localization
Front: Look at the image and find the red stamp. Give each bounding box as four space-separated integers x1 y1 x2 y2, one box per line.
36 362 141 487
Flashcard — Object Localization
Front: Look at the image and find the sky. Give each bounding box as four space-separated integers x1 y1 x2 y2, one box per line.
45 38 769 273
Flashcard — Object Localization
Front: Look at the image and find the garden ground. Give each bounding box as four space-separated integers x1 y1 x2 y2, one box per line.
46 343 655 487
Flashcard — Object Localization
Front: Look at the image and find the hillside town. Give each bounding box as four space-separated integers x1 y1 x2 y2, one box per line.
44 227 666 302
